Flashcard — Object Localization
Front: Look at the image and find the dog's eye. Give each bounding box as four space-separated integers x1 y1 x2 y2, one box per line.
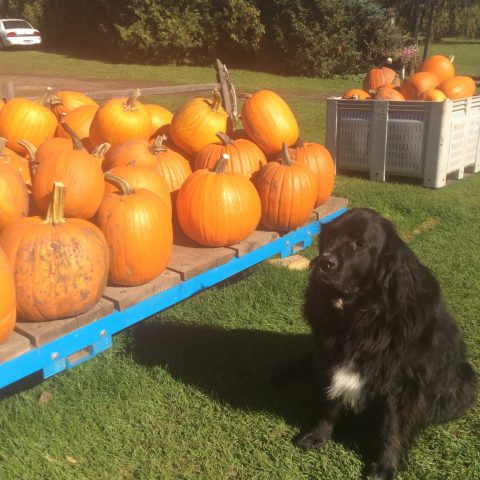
351 240 365 251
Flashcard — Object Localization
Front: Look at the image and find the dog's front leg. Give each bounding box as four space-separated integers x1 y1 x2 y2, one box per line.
294 397 343 449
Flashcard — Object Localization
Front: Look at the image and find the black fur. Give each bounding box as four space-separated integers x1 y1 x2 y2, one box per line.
297 208 477 480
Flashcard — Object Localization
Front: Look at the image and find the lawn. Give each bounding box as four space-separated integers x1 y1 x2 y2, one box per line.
0 41 479 480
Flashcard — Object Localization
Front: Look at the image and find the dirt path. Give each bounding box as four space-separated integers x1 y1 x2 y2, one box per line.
0 74 169 98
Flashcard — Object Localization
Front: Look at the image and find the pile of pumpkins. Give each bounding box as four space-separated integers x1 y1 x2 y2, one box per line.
342 54 478 101
0 85 335 339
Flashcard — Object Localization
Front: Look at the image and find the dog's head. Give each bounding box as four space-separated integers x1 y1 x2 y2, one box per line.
310 208 401 298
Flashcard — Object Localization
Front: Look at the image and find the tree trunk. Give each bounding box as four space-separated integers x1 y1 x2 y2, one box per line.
423 5 436 61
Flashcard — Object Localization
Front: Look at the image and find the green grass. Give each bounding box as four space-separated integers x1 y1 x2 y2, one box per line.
0 40 479 480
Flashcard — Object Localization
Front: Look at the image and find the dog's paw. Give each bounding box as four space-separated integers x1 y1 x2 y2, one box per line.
293 431 329 450
366 463 396 480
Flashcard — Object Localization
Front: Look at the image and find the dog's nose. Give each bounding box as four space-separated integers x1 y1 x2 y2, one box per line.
319 253 338 272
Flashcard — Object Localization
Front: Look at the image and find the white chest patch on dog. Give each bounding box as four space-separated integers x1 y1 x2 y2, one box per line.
326 366 364 409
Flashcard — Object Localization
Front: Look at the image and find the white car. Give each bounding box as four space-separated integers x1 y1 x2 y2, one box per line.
0 18 41 50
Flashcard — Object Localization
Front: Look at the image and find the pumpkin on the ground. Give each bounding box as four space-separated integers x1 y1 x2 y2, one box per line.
254 143 317 231
193 132 267 178
0 246 16 343
176 154 261 247
94 174 173 286
0 182 109 321
240 90 299 155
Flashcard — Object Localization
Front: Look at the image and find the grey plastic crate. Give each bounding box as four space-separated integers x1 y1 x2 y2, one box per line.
326 95 480 188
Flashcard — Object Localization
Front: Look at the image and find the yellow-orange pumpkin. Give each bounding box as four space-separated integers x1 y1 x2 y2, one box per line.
342 89 371 100
0 182 109 321
49 90 99 119
439 76 477 100
144 103 173 139
56 104 99 150
421 89 447 102
400 72 440 100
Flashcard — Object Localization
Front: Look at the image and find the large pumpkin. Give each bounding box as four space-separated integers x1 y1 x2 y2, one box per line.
94 174 173 286
32 122 105 218
254 143 317 231
56 104 99 150
0 182 109 321
0 97 57 154
170 89 232 156
144 103 173 139
439 76 477 100
419 55 455 84
288 138 335 207
89 89 152 148
0 164 29 231
400 72 439 100
193 132 267 178
362 66 400 92
0 246 16 343
176 154 261 247
240 90 299 155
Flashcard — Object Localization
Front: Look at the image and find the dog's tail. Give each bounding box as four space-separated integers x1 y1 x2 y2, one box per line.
429 361 478 425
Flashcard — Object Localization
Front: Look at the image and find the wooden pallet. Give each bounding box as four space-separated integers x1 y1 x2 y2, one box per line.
0 198 348 389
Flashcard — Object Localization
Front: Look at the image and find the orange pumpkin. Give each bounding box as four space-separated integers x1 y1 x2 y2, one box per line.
342 88 371 100
176 154 261 247
104 161 172 217
374 87 406 101
103 136 163 171
94 174 173 286
0 137 32 185
56 104 99 150
0 97 57 154
254 143 317 231
49 90 99 119
32 123 105 218
421 89 447 102
439 76 477 100
32 137 72 164
419 55 455 84
288 139 335 206
0 182 109 321
144 103 173 139
363 66 400 91
240 90 299 155
0 164 29 230
170 89 232 156
400 72 440 100
0 246 16 343
89 89 152 148
193 132 267 178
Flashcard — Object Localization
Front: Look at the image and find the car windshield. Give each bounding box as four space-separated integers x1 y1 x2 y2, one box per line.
3 20 32 29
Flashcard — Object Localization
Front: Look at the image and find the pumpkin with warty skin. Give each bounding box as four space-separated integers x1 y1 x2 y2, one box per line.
0 97 57 154
94 174 173 286
170 89 232 156
0 246 16 343
254 143 317 231
176 154 261 247
89 89 152 148
49 90 99 119
32 122 105 219
419 55 455 84
240 90 299 155
104 161 172 218
0 164 29 230
288 138 335 207
439 76 477 100
193 132 267 178
0 182 109 321
400 72 440 100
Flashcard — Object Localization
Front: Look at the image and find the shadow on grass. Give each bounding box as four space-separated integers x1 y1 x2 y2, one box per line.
127 318 380 469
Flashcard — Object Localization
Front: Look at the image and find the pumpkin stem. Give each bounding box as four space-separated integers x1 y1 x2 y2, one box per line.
280 143 293 166
213 153 231 173
104 172 136 195
294 137 304 148
16 139 39 178
124 88 141 111
60 118 85 151
211 89 222 113
216 132 234 146
238 93 253 99
43 182 66 226
0 137 7 153
91 142 111 158
448 53 455 63
150 134 168 154
37 86 53 106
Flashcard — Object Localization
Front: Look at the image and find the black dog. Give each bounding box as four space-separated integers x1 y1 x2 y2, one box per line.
295 208 477 479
